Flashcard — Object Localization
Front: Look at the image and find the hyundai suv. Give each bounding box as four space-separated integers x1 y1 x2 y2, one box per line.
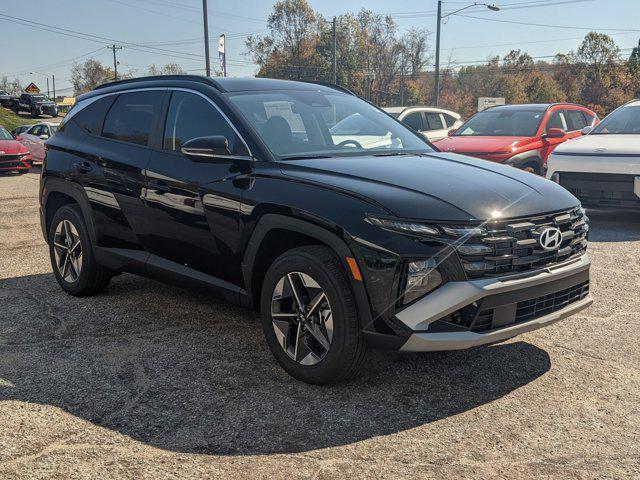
39 76 592 384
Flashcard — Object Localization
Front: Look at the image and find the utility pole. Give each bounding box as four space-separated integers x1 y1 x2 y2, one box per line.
332 17 337 84
46 77 50 97
52 75 56 100
108 44 123 81
434 1 442 107
203 0 211 76
400 66 405 106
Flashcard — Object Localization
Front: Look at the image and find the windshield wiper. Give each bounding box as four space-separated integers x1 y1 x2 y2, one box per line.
279 154 334 161
371 151 415 157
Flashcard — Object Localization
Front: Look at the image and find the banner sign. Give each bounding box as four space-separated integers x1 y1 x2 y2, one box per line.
477 97 505 111
218 34 226 77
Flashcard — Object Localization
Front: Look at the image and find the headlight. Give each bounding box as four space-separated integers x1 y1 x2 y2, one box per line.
366 216 439 236
402 259 442 305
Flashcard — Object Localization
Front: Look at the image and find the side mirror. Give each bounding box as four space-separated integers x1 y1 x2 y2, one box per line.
544 128 566 139
180 135 231 160
39 134 49 140
581 126 593 135
447 128 457 137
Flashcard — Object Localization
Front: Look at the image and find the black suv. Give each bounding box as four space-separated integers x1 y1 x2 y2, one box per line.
14 93 58 117
40 76 592 384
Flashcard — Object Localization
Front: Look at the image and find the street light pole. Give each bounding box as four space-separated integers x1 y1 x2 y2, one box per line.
203 0 211 76
434 2 500 107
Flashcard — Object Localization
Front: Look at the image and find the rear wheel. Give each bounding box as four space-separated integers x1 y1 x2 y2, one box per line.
260 245 366 384
49 204 112 296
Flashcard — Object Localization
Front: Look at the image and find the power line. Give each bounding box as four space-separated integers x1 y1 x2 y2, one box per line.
456 13 640 32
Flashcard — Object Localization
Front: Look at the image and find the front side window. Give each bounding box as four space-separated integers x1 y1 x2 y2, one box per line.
456 109 545 137
565 109 587 131
403 112 423 131
227 90 432 159
102 91 163 146
163 91 245 154
60 96 114 136
546 111 566 131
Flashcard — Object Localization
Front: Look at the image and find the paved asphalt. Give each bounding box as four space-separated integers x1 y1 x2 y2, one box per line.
0 171 638 479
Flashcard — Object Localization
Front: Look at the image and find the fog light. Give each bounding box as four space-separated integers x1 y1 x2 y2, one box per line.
403 259 442 305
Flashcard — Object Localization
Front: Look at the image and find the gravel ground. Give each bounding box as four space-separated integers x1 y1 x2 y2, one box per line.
0 170 639 479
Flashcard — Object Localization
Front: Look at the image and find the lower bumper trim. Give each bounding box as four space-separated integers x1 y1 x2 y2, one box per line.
400 294 592 352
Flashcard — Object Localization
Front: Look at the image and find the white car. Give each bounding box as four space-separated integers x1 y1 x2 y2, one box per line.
18 122 58 164
547 99 640 210
383 106 463 142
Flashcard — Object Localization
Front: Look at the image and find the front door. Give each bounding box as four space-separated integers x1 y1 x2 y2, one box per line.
142 90 252 285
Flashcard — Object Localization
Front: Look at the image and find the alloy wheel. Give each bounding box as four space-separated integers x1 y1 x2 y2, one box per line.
53 219 83 283
270 271 334 366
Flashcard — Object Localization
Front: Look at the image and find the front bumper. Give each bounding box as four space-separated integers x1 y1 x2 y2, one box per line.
396 254 592 351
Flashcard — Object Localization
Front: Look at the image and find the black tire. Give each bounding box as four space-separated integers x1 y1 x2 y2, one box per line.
48 204 112 296
260 245 366 385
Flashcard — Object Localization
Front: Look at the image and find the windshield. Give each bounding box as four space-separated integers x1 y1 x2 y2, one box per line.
592 105 640 134
455 109 545 137
226 90 432 159
0 127 13 140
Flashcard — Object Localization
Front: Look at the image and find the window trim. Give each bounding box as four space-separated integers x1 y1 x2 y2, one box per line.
160 90 252 159
62 86 253 158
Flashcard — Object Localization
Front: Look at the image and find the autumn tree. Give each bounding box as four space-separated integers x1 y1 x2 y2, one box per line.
147 63 186 76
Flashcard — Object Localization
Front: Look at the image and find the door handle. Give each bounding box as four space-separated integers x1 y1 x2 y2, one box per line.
149 179 170 194
73 161 92 173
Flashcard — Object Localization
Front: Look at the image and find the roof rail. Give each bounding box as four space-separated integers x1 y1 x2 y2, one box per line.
95 74 223 92
305 81 356 96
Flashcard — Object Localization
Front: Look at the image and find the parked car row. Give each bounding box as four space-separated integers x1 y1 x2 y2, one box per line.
0 92 59 118
0 122 58 173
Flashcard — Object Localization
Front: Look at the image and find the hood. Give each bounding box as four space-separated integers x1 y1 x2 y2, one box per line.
281 153 578 221
434 136 535 154
553 134 640 156
0 140 28 155
36 101 56 106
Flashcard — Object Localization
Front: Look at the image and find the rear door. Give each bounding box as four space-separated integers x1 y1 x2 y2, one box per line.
142 89 252 284
21 124 42 159
72 90 166 250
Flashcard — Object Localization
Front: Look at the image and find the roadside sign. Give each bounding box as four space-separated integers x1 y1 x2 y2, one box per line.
25 83 40 93
478 97 505 111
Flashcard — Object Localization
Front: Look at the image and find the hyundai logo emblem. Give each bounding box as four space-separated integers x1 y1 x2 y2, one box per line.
538 227 562 251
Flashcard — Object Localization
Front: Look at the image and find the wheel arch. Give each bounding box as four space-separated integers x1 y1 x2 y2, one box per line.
506 150 544 173
241 213 373 331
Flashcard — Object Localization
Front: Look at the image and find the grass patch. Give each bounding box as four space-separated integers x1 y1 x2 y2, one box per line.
0 107 39 131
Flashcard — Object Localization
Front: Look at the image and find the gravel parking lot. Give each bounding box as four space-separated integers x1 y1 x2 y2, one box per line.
1 170 639 479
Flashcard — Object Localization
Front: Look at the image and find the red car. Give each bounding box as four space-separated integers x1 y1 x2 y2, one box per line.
0 125 32 174
433 103 599 174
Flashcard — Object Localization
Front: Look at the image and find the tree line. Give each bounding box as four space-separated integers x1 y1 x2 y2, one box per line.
246 0 640 118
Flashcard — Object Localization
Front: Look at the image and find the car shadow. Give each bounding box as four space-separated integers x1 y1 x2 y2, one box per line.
586 208 640 242
0 273 551 455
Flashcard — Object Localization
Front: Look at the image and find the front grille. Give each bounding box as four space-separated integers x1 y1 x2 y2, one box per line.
0 155 26 168
515 280 589 323
455 207 588 279
559 172 640 207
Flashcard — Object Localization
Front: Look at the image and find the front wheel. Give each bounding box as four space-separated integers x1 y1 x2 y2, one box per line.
260 245 366 384
49 204 113 296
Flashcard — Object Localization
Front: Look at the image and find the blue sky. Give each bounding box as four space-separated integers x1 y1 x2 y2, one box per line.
2 0 640 96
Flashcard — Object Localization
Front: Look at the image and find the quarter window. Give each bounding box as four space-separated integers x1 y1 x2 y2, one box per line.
102 91 164 146
163 91 244 154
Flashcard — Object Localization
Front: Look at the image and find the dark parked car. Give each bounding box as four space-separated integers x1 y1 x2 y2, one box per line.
0 90 11 107
13 93 58 117
40 76 592 384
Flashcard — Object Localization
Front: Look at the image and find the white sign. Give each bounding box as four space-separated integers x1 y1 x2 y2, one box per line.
478 97 505 112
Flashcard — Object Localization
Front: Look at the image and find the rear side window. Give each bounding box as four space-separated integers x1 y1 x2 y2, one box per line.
59 96 114 136
102 91 164 146
425 112 444 130
565 109 588 131
403 111 423 131
163 91 245 154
